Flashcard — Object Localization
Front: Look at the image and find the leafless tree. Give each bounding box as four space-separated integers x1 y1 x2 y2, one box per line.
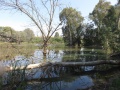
0 0 64 56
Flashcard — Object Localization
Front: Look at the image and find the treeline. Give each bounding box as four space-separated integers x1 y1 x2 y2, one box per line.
60 0 120 53
0 26 34 43
0 26 64 44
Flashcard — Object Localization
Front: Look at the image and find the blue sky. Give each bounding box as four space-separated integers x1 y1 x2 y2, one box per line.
61 0 117 17
0 0 118 35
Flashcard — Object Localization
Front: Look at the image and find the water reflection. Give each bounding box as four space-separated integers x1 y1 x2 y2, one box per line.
1 48 109 90
23 65 94 90
1 48 107 67
33 48 107 63
26 76 94 90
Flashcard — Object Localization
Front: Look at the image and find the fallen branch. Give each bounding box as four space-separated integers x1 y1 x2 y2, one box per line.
51 60 120 66
5 62 47 71
110 52 120 58
4 60 120 71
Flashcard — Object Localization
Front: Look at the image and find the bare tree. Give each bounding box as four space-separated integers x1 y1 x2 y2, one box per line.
0 0 64 56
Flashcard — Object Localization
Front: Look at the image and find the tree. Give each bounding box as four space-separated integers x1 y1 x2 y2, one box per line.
54 32 59 38
15 31 26 43
0 0 64 56
83 23 100 46
24 28 34 43
59 7 83 46
103 4 120 53
0 26 17 42
89 0 111 46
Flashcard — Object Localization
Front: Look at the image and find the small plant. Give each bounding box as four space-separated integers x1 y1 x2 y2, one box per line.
110 76 120 90
1 61 27 90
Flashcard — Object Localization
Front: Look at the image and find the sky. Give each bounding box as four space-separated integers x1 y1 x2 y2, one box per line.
0 0 118 36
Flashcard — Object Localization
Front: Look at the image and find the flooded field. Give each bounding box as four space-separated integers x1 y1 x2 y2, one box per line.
0 43 120 90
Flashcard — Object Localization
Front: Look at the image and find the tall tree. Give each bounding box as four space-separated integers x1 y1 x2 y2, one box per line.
102 2 120 53
0 0 64 56
59 7 83 46
89 0 111 45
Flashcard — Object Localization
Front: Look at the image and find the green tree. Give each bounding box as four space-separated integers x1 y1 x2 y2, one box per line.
83 23 99 46
59 7 83 46
0 26 17 42
103 5 120 53
89 0 111 45
15 31 26 43
54 32 59 38
24 28 34 43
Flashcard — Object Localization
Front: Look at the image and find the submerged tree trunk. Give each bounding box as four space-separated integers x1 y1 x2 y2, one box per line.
43 40 48 56
5 60 120 71
43 45 47 56
51 60 120 66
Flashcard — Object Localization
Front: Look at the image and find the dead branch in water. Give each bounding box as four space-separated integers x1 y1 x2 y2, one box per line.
4 60 120 71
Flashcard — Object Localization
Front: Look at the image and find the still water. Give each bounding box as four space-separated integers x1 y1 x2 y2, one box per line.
1 47 113 90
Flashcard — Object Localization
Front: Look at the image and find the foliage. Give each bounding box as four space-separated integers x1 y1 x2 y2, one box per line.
102 5 120 53
54 32 59 38
0 26 35 43
88 0 120 53
59 7 84 46
0 26 17 42
88 0 111 47
50 37 64 44
23 28 35 43
32 37 42 43
83 23 102 46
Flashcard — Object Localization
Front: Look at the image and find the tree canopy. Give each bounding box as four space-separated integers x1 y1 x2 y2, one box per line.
59 7 84 46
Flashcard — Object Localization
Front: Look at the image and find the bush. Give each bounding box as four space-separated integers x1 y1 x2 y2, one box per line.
50 37 64 44
31 37 42 43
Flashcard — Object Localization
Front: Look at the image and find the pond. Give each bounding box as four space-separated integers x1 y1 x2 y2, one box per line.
0 45 120 90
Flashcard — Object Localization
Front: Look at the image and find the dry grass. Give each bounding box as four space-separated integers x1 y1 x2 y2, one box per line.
0 42 37 61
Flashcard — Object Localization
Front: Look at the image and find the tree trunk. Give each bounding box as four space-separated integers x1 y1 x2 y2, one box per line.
77 37 81 47
5 60 120 71
43 41 48 56
50 60 120 66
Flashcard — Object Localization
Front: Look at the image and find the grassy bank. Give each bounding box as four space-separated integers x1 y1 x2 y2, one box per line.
0 42 37 60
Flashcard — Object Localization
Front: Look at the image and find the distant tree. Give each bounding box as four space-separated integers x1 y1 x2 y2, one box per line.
54 32 59 38
0 26 17 42
59 7 83 46
24 28 34 43
15 31 26 43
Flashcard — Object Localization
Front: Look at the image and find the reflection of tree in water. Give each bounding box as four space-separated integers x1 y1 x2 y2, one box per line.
1 48 115 89
25 65 93 90
2 63 120 90
62 49 107 62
